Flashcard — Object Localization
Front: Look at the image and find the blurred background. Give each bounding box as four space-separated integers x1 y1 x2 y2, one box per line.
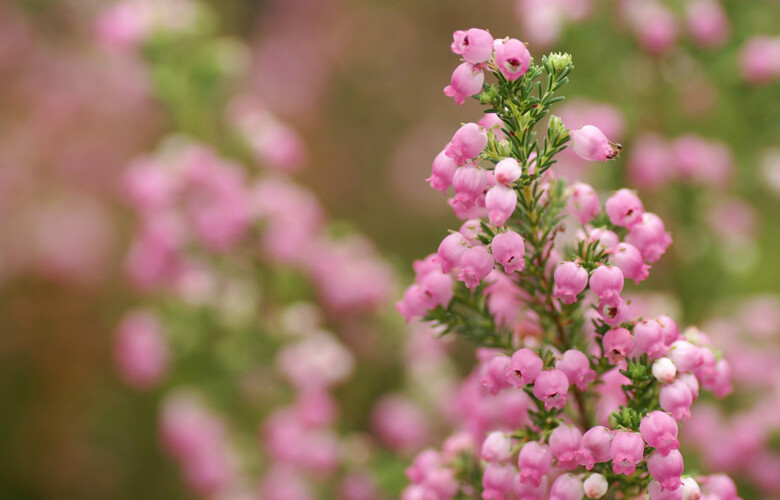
1 0 780 499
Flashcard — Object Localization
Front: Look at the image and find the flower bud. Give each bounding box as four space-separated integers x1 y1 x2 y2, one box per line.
437 232 468 273
481 432 513 463
589 265 624 299
567 182 600 223
659 380 694 421
556 349 597 391
445 123 488 165
652 357 677 383
495 158 522 185
583 473 608 499
553 261 589 304
613 242 650 284
549 473 584 500
486 184 517 226
571 125 617 162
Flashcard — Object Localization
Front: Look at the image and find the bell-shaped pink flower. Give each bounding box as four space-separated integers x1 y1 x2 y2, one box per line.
571 125 618 162
613 242 650 284
494 158 521 185
597 294 631 327
603 327 634 364
699 474 740 500
669 340 703 373
549 473 584 500
647 450 684 491
437 232 469 273
420 270 454 309
444 62 485 105
739 36 780 84
508 348 543 387
700 358 733 398
577 426 613 470
678 373 700 401
494 38 532 81
640 411 679 456
517 441 552 487
605 189 644 229
648 480 683 500
659 380 694 421
396 284 430 322
481 432 513 463
589 265 624 299
532 369 570 411
610 431 644 475
453 164 488 205
406 449 441 484
626 213 672 263
428 150 458 194
458 246 495 290
680 477 701 500
491 231 525 274
451 28 494 64
568 182 600 223
446 123 488 165
633 319 667 359
481 354 513 395
479 113 506 141
553 261 589 304
550 425 583 471
486 185 517 226
657 315 680 345
556 349 597 391
482 462 516 500
589 227 620 252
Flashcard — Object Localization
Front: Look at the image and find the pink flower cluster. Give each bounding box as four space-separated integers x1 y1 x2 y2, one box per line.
399 28 740 500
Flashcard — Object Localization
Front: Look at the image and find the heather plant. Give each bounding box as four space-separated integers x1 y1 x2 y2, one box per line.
398 29 738 500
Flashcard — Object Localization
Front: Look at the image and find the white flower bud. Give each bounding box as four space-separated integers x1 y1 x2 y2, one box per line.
652 357 677 383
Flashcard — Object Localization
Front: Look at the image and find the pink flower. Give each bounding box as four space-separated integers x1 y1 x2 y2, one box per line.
633 319 667 359
495 158 522 185
571 125 619 162
451 28 494 64
640 411 679 456
603 327 634 364
481 354 513 394
567 182 600 223
647 450 684 491
114 310 169 390
444 62 485 105
589 265 624 299
453 163 488 205
550 425 583 471
699 474 741 500
532 369 570 411
508 348 543 386
648 480 683 500
669 340 703 373
577 426 613 470
372 396 429 454
446 123 488 164
406 450 440 483
517 441 552 487
396 284 430 322
597 294 631 327
437 232 469 273
610 431 644 475
605 189 644 229
549 473 584 500
553 261 589 304
658 315 680 345
491 231 526 274
486 185 517 226
420 270 455 309
686 0 729 48
481 432 513 463
458 246 495 290
659 380 694 421
626 213 672 263
479 113 507 141
739 36 780 84
556 349 597 391
428 150 458 193
482 463 516 500
589 227 620 252
494 38 532 81
613 242 650 284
